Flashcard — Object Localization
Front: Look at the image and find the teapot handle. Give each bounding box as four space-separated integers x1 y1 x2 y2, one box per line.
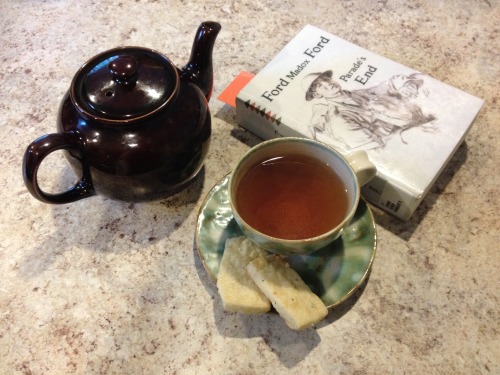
22 132 95 204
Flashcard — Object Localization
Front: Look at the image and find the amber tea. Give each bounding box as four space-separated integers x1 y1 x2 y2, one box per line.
235 152 348 240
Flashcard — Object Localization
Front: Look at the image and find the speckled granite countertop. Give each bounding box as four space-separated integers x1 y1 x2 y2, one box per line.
1 1 498 374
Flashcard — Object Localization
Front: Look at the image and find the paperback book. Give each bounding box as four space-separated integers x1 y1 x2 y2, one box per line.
233 25 484 220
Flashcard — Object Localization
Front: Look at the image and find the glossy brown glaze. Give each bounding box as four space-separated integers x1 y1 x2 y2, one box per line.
23 21 220 204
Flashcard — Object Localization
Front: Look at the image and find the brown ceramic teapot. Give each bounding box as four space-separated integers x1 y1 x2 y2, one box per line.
23 21 221 203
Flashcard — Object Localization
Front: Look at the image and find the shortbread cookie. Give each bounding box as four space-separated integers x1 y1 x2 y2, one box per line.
217 236 271 314
247 255 328 329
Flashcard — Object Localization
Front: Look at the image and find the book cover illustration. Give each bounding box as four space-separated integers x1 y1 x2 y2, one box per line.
236 25 484 220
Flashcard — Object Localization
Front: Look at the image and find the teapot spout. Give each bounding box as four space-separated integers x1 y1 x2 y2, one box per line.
181 21 221 102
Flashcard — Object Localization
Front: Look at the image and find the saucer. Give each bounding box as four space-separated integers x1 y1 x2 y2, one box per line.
195 174 377 309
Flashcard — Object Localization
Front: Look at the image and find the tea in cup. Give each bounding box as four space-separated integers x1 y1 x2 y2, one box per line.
229 137 376 255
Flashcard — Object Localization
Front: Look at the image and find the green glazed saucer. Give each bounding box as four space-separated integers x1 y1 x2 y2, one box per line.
195 174 377 309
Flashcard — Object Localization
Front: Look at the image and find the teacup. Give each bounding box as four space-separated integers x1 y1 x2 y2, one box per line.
229 137 376 255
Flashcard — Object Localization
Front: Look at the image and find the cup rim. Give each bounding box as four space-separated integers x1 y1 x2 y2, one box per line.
228 137 361 245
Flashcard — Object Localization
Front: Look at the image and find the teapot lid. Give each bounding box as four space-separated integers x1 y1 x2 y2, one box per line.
71 47 179 123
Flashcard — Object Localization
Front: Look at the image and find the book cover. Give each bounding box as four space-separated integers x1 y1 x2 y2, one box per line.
234 25 484 220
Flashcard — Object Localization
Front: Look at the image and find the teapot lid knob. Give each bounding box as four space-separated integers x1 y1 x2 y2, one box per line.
109 55 138 84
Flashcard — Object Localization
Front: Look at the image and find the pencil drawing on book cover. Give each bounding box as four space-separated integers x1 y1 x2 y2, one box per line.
302 69 438 153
